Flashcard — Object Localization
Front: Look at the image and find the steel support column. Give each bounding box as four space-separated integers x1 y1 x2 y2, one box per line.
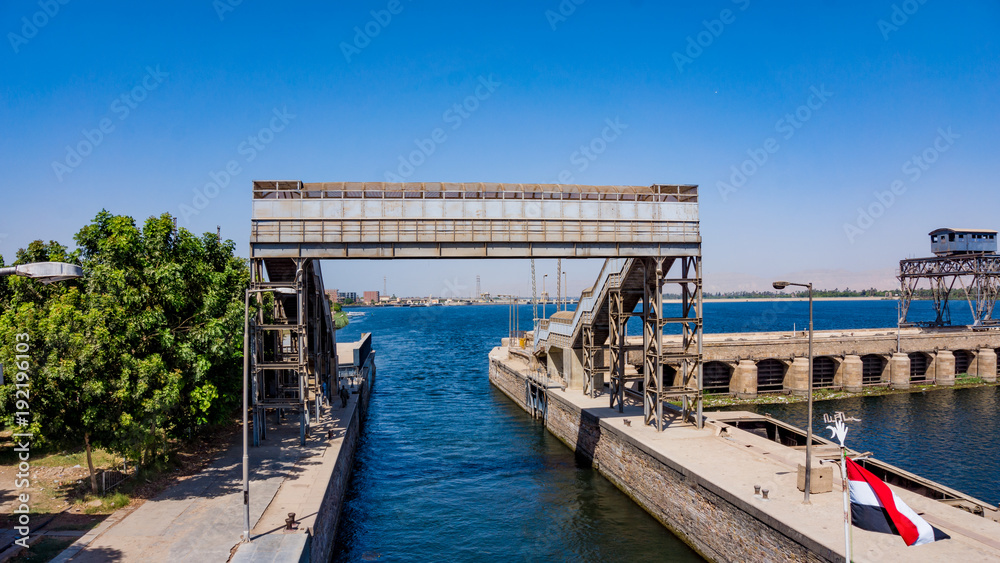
583 325 596 398
609 289 626 412
642 258 666 430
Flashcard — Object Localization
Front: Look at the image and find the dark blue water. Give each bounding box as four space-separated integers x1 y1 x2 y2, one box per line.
332 300 996 561
333 305 702 562
719 387 1000 507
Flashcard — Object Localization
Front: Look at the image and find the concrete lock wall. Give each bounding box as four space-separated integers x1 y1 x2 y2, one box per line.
488 354 834 563
308 370 374 562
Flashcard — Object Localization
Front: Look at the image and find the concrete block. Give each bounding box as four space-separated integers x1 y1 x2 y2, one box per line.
729 360 758 398
934 350 955 386
842 355 863 392
593 370 605 391
560 347 584 390
785 357 810 396
889 353 910 390
797 464 833 494
975 348 997 383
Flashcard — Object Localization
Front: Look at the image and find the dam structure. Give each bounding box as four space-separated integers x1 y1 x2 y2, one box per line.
490 190 1000 561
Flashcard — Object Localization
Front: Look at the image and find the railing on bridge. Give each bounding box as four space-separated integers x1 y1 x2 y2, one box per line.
250 181 700 259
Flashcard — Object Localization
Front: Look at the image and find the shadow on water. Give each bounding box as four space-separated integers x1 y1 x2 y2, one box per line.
332 305 703 562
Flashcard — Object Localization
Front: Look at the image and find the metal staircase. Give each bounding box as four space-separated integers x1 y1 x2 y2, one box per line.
534 256 704 431
246 257 337 445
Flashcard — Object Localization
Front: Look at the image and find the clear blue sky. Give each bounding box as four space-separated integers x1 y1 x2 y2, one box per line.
3 1 998 296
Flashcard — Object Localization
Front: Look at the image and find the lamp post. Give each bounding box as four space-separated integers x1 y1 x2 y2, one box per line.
773 280 814 504
0 261 83 283
542 274 548 320
242 286 295 543
563 271 567 312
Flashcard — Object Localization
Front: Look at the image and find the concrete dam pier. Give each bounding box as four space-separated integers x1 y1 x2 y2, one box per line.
488 346 1000 562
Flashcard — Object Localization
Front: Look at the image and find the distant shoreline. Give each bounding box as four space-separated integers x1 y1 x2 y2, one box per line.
341 296 896 306
700 296 891 303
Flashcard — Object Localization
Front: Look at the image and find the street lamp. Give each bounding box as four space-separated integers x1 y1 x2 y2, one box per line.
0 262 83 284
563 271 567 312
542 274 548 320
773 280 815 505
242 285 295 543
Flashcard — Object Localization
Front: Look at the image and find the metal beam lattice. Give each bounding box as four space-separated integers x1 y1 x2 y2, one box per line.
899 255 1000 327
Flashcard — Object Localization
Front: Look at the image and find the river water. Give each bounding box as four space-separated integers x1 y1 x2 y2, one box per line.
333 305 701 562
332 300 996 561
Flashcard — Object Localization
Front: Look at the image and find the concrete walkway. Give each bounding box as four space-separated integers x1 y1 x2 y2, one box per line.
56 400 353 563
564 385 1000 561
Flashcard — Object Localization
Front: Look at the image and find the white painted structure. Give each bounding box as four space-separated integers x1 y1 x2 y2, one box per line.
250 181 699 258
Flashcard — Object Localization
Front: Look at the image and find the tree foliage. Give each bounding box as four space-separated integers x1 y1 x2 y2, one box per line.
0 211 248 488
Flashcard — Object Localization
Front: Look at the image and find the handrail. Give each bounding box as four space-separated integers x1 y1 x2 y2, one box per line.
533 258 634 349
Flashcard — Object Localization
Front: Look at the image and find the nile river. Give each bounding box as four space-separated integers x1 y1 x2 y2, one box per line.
333 300 996 561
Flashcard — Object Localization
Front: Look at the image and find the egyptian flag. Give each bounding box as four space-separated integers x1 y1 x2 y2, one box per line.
846 457 950 546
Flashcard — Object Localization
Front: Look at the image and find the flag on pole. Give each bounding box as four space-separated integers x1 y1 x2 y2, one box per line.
845 457 950 546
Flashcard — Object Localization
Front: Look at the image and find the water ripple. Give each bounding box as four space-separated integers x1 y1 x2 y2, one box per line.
333 306 701 562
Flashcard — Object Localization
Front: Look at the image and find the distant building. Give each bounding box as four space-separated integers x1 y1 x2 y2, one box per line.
363 290 380 304
340 291 358 303
930 228 997 257
325 289 339 302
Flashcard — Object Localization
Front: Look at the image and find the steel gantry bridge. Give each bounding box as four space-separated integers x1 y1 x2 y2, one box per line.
899 254 1000 328
248 180 704 433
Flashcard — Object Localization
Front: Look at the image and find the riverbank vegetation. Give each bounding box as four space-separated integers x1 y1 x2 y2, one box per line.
332 301 349 330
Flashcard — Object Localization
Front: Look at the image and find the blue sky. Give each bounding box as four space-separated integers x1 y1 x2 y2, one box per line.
2 1 998 296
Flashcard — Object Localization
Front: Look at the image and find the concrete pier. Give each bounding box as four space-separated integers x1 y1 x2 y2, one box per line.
490 346 1000 562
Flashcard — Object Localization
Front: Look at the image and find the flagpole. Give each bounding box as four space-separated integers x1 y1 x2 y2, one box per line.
841 446 851 562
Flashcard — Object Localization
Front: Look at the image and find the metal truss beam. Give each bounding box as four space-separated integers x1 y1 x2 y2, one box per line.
899 255 1000 327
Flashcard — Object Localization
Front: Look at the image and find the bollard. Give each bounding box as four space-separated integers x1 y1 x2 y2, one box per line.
754 484 761 496
285 513 296 531
761 488 769 500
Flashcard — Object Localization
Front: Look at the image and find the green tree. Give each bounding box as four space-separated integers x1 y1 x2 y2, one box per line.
0 211 249 490
74 211 248 462
0 241 115 491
